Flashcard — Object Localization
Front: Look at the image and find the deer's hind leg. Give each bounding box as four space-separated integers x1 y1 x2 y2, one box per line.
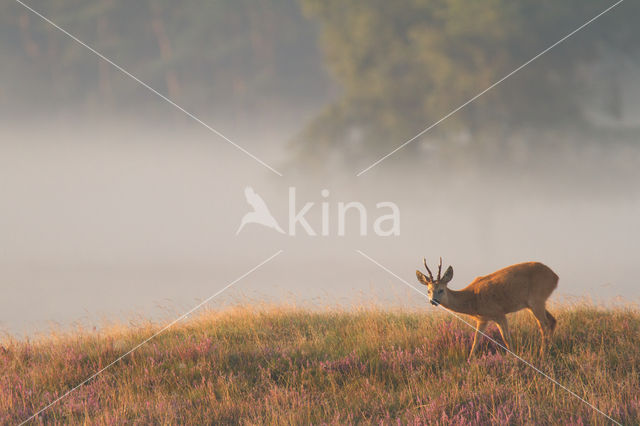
545 310 557 335
529 305 552 356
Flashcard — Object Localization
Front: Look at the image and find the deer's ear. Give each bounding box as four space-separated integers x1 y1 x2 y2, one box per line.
441 266 454 284
416 270 430 286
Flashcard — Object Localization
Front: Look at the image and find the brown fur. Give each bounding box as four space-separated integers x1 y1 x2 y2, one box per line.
417 261 558 359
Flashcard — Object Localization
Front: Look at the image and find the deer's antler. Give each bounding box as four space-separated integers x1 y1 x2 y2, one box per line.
423 258 434 282
437 257 443 281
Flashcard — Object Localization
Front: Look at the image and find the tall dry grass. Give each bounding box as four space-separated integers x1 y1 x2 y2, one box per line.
1 304 638 424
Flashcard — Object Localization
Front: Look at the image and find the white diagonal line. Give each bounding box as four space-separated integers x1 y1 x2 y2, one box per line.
355 249 621 425
356 0 625 176
20 250 283 425
13 0 283 177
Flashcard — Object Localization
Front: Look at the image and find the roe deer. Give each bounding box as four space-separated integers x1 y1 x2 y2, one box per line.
416 258 558 359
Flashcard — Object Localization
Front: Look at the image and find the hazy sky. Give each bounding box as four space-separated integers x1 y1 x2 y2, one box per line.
2 0 640 336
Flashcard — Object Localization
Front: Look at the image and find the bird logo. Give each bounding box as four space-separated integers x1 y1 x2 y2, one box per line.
236 186 285 235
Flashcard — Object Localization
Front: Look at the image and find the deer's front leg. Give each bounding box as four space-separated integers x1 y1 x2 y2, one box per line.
495 316 512 351
468 320 488 360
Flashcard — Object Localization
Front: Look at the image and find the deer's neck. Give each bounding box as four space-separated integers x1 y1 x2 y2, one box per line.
441 288 477 315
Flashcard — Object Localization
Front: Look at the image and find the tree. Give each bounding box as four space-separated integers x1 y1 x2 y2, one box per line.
296 0 640 165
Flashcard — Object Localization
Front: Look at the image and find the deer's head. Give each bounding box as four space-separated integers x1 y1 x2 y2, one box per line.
416 257 453 306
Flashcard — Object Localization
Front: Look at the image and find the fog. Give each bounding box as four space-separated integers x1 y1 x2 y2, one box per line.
1 116 639 337
2 0 640 336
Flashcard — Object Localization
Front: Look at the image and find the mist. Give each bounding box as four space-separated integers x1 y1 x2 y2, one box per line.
2 0 640 336
1 115 638 337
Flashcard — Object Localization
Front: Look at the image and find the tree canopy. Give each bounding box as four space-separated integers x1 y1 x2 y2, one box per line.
0 0 328 117
297 0 640 163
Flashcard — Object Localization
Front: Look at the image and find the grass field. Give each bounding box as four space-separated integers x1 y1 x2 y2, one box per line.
2 304 639 424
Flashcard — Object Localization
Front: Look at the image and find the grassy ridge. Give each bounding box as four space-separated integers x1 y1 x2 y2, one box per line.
2 305 639 424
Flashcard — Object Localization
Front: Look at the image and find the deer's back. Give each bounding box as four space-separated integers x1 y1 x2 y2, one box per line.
465 262 558 315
